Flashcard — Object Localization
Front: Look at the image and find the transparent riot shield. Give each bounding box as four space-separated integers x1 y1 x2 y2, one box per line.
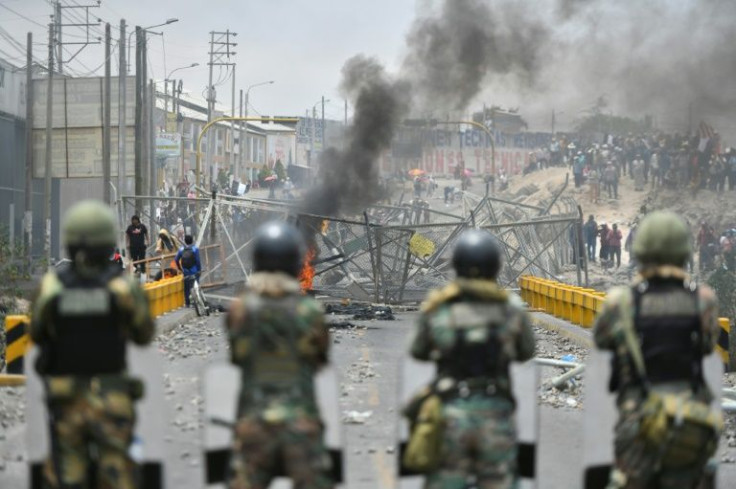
203 363 344 488
581 351 724 489
580 349 617 489
398 359 540 489
26 344 168 489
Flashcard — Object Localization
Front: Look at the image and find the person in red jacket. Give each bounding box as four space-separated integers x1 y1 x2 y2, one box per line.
608 223 624 268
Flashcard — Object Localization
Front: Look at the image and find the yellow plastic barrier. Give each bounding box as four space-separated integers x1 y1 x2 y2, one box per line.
3 276 185 377
143 274 184 318
4 315 30 374
717 317 730 366
520 276 733 369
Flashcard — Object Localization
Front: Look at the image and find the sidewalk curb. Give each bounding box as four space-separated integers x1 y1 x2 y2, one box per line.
157 308 199 336
531 312 594 349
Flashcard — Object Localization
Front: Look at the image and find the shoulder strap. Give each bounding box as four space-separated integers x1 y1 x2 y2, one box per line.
627 286 648 382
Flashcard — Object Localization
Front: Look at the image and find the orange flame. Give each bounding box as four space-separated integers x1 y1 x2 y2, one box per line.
299 247 316 292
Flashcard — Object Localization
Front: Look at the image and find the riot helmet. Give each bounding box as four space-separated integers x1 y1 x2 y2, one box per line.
632 211 692 267
63 200 118 267
452 229 502 279
252 221 305 277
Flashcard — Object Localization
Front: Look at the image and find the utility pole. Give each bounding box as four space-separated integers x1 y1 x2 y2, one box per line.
134 26 143 211
103 23 112 205
44 24 54 268
118 20 126 199
206 32 215 187
312 106 316 163
141 34 148 203
206 30 237 186
551 109 556 135
24 32 33 271
148 80 155 237
53 1 102 75
54 2 62 74
239 88 244 178
177 80 185 178
307 109 311 166
321 96 326 150
230 64 236 172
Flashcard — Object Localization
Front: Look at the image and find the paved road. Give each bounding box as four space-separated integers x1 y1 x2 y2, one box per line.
2 308 735 488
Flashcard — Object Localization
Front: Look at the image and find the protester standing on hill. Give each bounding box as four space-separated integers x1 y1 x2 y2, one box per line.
599 222 611 263
632 155 645 191
584 215 598 262
608 223 623 268
603 163 618 199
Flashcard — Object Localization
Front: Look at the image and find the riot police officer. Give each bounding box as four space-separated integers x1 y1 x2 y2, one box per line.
225 221 333 489
30 200 154 488
406 229 535 489
594 211 723 489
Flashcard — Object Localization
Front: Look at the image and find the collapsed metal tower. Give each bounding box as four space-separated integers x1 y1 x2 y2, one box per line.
121 182 581 304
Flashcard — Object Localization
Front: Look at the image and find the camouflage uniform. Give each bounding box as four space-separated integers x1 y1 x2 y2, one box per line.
31 267 154 489
226 271 333 489
593 266 721 489
410 279 536 489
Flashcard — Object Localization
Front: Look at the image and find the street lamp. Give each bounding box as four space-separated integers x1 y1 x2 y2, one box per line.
244 80 275 120
126 19 180 73
239 80 275 179
167 62 199 81
163 63 199 123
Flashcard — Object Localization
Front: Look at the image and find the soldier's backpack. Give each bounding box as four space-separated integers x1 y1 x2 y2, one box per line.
180 246 196 269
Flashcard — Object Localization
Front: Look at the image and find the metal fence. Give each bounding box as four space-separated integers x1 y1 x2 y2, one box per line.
162 186 583 304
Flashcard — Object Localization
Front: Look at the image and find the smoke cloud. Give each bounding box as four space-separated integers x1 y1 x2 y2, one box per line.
301 55 408 217
302 0 736 219
402 0 549 114
484 0 736 131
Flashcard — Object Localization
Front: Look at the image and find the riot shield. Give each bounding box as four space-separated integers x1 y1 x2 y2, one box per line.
203 363 344 488
26 344 168 489
581 351 724 489
398 359 540 489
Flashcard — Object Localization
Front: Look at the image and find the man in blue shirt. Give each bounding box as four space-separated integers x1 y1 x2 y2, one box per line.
175 235 202 307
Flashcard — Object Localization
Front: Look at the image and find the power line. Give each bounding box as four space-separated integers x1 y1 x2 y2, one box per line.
0 2 47 29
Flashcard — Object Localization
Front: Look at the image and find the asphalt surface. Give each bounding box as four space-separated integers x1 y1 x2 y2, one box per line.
2 308 735 488
148 309 598 489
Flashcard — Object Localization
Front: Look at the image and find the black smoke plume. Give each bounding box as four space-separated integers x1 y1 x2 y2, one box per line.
402 0 549 114
301 56 408 217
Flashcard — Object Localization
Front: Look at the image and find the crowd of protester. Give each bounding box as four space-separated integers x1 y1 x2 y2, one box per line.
697 221 736 272
523 130 736 199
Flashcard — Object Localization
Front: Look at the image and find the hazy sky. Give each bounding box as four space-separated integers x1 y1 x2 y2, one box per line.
3 0 735 139
0 0 417 121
